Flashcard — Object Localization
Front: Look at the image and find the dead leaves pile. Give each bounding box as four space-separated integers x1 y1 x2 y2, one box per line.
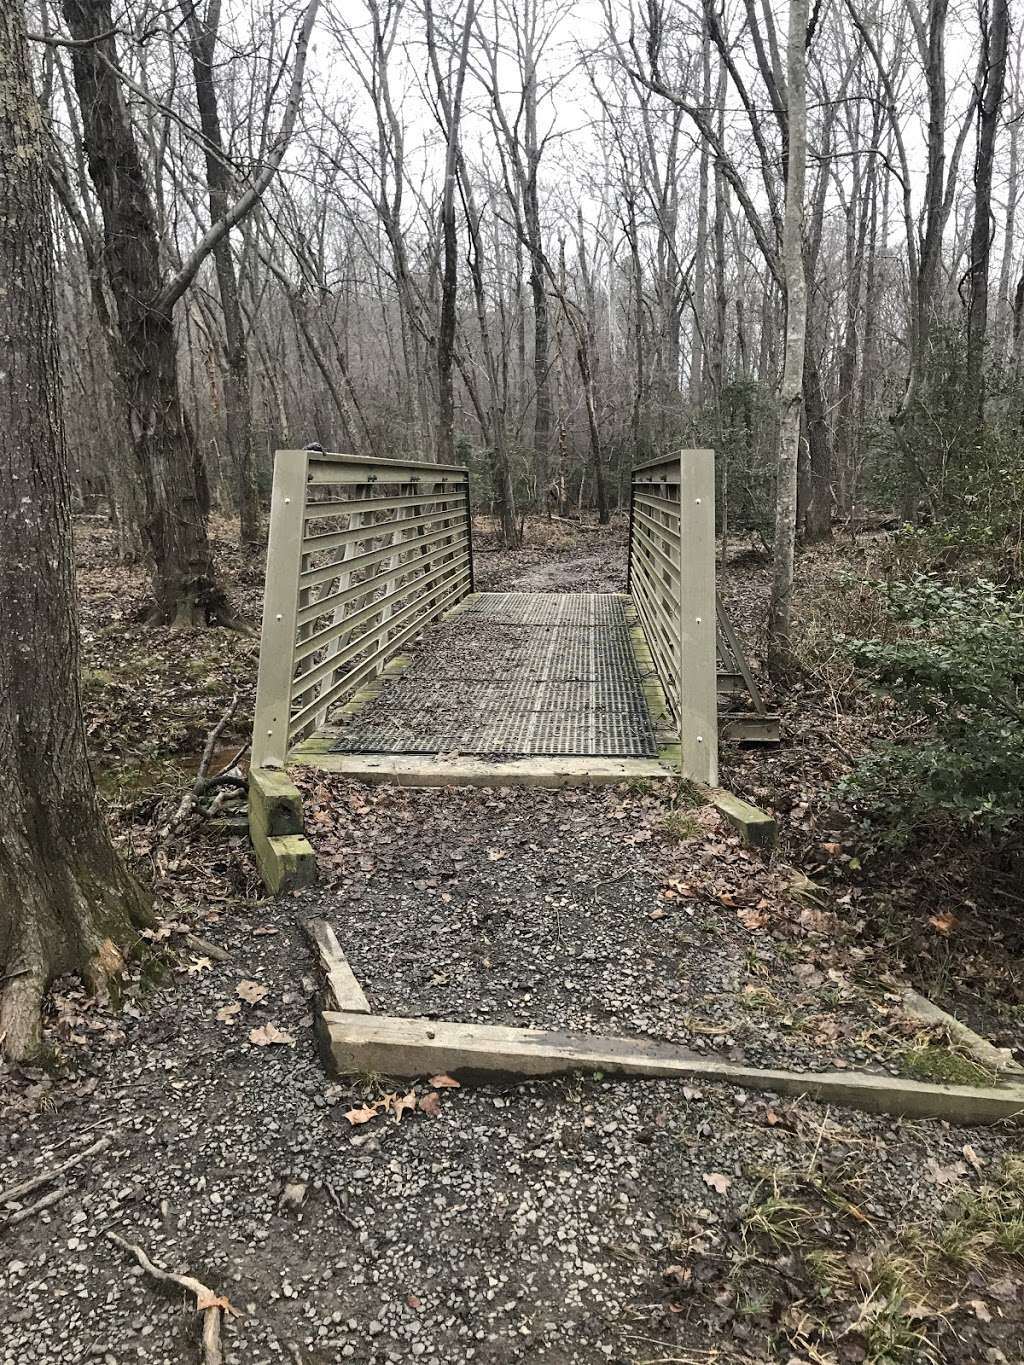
344 1075 460 1127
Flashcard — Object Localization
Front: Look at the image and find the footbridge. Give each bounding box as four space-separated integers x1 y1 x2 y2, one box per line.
251 449 775 790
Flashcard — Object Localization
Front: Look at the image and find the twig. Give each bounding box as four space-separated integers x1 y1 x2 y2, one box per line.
211 738 250 780
0 1133 113 1206
107 1231 239 1365
181 933 232 964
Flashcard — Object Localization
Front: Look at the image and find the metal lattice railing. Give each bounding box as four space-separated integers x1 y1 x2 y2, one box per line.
252 450 473 769
627 451 719 786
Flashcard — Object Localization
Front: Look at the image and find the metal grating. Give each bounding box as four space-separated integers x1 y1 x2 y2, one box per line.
329 592 658 758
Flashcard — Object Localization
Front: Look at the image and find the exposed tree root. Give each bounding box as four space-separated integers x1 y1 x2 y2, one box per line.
108 1231 240 1365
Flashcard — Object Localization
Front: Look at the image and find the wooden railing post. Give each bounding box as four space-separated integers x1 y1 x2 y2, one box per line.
677 449 719 786
252 449 309 769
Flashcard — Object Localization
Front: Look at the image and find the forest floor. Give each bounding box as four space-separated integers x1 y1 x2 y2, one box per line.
1 516 1022 1365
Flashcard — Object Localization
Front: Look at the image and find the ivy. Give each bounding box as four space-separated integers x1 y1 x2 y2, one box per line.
840 574 1024 842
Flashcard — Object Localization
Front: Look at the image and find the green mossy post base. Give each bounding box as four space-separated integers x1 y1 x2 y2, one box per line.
249 767 316 893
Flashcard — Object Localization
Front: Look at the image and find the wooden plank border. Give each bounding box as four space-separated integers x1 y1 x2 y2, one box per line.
320 1012 1024 1125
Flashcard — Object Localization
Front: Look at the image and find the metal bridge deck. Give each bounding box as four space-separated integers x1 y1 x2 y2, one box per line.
328 592 658 759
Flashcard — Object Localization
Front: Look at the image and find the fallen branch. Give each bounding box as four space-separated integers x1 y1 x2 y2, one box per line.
107 1231 239 1365
161 691 241 838
0 1133 113 1207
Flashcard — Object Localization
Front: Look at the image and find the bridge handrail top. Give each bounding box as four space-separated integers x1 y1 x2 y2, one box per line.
275 448 469 476
631 449 714 476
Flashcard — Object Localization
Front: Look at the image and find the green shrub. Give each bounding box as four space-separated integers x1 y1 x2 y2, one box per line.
840 574 1024 842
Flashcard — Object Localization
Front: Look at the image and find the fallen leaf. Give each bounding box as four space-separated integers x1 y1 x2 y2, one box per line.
215 1002 241 1022
392 1090 418 1122
703 1172 732 1195
418 1091 442 1117
928 911 959 936
252 927 279 937
344 1104 380 1126
248 1023 294 1047
962 1143 983 1171
738 908 767 930
926 1157 967 1186
662 1264 692 1287
195 1293 242 1318
968 1299 992 1323
237 979 268 1005
187 956 213 976
765 1109 782 1126
486 848 507 861
649 908 668 921
428 1074 460 1089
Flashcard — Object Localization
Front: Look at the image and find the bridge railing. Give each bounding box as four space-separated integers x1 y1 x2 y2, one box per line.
627 450 719 786
252 450 473 769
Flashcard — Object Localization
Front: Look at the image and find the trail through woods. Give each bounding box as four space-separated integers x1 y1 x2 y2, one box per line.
1 518 1022 1363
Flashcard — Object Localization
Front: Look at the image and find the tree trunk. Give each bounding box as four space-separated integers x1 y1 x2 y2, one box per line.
966 0 1009 430
767 0 809 681
182 0 260 546
0 0 151 1061
62 0 234 626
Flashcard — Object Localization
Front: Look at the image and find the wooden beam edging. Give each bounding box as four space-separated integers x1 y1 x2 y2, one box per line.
304 918 370 1014
707 787 778 849
320 1013 1024 1125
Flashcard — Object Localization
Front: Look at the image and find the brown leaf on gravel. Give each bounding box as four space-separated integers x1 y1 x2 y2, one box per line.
702 1172 732 1195
418 1091 442 1117
962 1143 983 1171
486 848 507 861
392 1090 418 1122
237 979 268 1005
344 1104 380 1126
925 1157 967 1185
429 1074 460 1089
187 956 214 976
662 1264 692 1288
738 908 767 930
216 1002 242 1022
928 911 959 936
248 1023 294 1047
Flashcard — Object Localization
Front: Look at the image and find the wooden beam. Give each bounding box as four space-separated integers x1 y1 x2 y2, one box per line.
252 451 309 769
677 450 719 786
319 1013 1024 1124
304 919 370 1014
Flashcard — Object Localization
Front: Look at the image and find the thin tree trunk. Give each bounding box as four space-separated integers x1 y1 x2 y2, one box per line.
767 0 809 681
0 0 151 1060
966 0 1009 430
182 0 260 546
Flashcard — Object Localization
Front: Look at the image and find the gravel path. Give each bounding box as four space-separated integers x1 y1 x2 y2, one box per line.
2 523 1020 1365
1 886 1020 1365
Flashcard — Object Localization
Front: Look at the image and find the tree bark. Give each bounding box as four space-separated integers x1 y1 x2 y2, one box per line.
966 0 1009 430
182 0 260 546
62 0 232 625
0 0 151 1060
767 0 809 681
